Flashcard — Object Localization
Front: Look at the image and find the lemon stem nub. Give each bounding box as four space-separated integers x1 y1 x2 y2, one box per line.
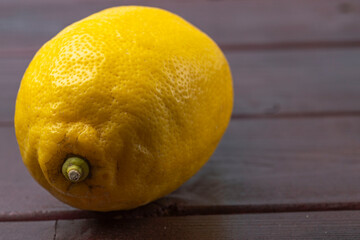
62 157 89 183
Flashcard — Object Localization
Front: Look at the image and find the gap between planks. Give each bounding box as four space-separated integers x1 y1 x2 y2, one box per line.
4 201 360 222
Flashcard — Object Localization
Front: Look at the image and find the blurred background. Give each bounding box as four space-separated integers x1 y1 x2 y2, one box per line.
2 0 360 239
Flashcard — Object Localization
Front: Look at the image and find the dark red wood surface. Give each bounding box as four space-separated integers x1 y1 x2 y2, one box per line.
0 221 55 240
52 211 360 240
2 0 360 238
4 211 360 240
2 0 360 51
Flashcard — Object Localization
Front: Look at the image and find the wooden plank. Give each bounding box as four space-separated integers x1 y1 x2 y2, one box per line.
2 0 360 51
176 116 360 207
0 57 28 123
54 211 360 239
2 116 360 219
0 221 55 240
2 48 360 122
3 210 360 239
228 48 360 116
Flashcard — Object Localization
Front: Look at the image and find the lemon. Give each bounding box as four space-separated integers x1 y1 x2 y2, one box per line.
14 6 233 211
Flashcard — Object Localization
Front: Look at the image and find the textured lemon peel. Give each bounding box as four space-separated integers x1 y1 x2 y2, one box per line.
14 6 233 211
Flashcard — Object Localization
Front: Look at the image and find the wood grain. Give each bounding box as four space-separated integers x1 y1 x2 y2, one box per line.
1 0 360 51
3 211 360 239
229 48 360 116
0 221 55 240
3 49 360 122
52 211 360 240
2 116 360 220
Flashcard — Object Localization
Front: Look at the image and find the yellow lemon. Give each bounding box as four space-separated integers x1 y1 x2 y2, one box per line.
14 6 233 211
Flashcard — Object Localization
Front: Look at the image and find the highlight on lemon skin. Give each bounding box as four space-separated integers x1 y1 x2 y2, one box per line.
62 157 90 183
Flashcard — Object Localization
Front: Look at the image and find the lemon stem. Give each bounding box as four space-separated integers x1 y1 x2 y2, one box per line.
62 157 89 183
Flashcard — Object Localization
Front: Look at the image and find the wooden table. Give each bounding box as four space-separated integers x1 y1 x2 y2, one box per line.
2 0 360 239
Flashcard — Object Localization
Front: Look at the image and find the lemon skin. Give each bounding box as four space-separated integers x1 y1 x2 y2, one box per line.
14 6 233 211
